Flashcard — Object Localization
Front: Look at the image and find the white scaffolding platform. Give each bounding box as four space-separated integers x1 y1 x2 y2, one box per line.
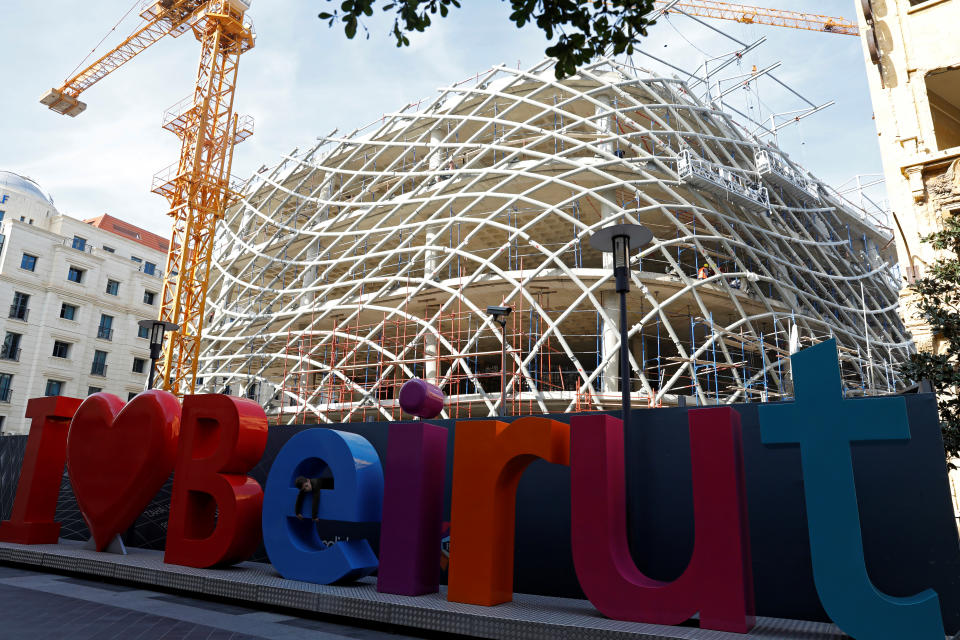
756 149 820 204
677 150 770 213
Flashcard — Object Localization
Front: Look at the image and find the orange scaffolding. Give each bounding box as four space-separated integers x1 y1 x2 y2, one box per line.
276 288 574 424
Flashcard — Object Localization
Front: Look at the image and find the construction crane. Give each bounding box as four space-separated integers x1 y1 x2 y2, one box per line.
653 0 858 36
40 0 255 396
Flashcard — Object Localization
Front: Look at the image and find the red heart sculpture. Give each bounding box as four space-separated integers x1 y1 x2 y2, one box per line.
67 390 181 551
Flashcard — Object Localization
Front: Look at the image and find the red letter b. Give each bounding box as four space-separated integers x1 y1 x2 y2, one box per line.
164 395 267 567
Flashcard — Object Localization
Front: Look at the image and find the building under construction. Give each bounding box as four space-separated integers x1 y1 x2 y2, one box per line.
197 56 911 424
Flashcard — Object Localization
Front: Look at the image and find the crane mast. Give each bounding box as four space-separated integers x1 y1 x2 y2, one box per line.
41 0 255 396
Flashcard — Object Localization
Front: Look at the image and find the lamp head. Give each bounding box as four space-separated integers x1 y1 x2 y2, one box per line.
589 224 653 294
588 223 653 255
138 319 181 358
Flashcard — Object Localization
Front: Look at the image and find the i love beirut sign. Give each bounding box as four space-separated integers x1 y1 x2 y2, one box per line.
1 340 958 640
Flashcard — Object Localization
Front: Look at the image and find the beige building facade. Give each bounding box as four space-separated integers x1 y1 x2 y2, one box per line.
0 171 170 434
857 0 960 521
858 0 960 344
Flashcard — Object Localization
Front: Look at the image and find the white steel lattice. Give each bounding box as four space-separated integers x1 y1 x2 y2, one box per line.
199 57 911 423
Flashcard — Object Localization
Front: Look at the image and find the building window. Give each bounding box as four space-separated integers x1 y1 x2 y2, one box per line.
143 290 156 305
0 373 12 403
106 279 120 296
20 253 37 271
0 210 4 221
60 303 77 320
87 386 102 395
102 246 115 253
52 341 71 359
45 379 63 397
130 256 142 264
1 333 22 362
9 292 29 321
91 350 108 377
72 236 86 251
132 357 147 374
926 67 960 151
97 314 114 341
137 325 149 339
143 261 157 276
67 266 85 283
127 392 138 401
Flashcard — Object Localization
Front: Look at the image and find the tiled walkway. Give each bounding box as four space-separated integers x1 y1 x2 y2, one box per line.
0 540 856 640
0 565 440 640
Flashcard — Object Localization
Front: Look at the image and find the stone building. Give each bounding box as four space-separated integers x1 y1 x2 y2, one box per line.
858 0 960 350
856 0 960 521
0 171 169 434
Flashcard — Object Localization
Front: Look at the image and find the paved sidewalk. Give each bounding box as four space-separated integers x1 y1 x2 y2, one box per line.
0 540 858 640
0 565 442 640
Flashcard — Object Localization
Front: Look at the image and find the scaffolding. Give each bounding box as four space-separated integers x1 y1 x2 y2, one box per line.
275 287 583 423
755 148 820 204
197 53 912 425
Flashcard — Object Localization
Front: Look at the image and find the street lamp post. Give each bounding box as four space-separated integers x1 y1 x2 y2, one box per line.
138 320 181 391
589 224 653 430
486 305 513 417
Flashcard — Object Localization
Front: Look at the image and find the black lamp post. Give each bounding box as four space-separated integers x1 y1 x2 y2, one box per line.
138 319 180 390
589 224 653 429
486 305 512 417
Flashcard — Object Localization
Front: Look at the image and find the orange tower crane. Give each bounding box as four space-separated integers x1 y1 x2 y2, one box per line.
40 0 255 395
653 0 858 36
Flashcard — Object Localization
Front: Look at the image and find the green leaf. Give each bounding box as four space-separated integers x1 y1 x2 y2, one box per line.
316 0 655 78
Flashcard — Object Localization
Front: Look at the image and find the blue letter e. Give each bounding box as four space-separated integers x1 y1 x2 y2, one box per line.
262 428 383 583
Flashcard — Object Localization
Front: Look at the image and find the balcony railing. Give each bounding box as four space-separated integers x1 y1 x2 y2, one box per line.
66 238 93 253
139 264 163 279
0 347 21 362
96 327 113 341
0 387 11 403
8 305 29 321
90 362 108 377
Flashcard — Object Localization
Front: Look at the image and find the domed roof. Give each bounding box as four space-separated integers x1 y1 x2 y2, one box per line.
0 171 55 206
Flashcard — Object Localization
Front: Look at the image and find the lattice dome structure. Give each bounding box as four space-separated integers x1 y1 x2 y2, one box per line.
198 57 911 424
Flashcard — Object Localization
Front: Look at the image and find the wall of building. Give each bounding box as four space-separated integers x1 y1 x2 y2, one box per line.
0 176 168 434
858 0 960 522
859 0 960 343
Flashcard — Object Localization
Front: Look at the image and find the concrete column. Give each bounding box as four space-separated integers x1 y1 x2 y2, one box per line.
595 94 614 156
597 185 620 395
601 290 620 395
429 129 443 179
423 229 439 385
423 131 442 385
318 173 334 220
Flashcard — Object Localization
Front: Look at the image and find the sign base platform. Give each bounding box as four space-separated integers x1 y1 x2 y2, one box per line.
0 540 849 640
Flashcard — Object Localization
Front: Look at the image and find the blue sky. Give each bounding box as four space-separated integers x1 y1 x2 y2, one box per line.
1 1 880 237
